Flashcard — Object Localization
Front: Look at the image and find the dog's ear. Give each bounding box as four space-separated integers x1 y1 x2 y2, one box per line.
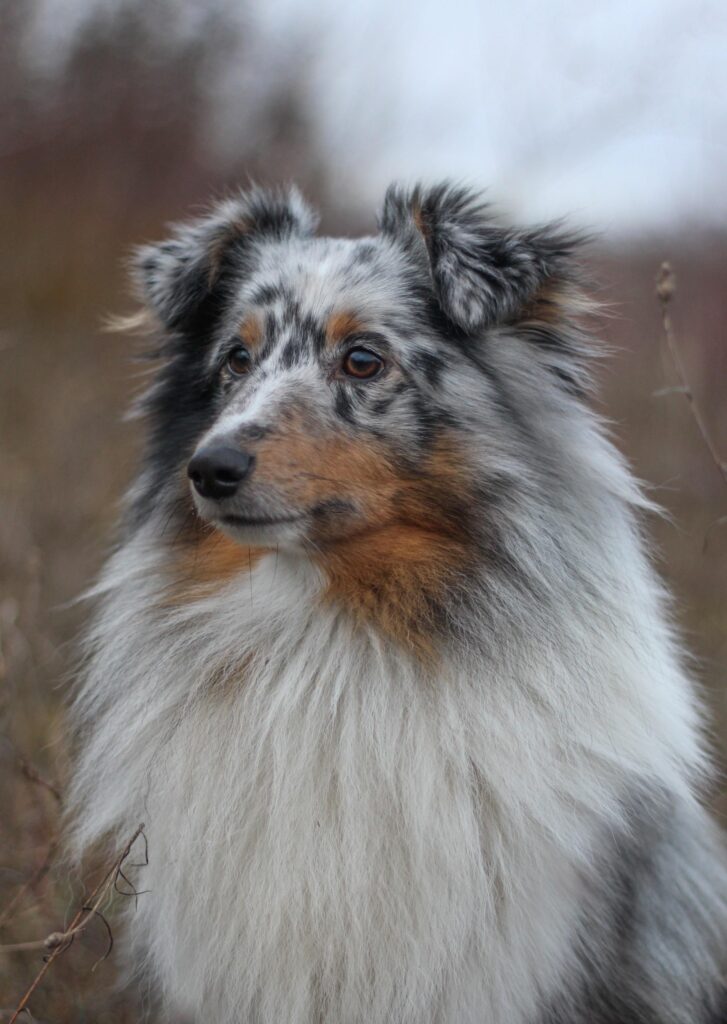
133 186 317 333
379 182 581 333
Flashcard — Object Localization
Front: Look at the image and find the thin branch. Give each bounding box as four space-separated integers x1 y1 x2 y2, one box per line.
14 754 62 806
656 262 727 492
3 824 145 1024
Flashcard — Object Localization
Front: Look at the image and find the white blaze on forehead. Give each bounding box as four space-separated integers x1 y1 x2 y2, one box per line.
199 365 321 449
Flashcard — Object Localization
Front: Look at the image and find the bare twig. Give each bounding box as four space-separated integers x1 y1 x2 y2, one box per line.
656 262 727 490
3 824 145 1024
656 263 727 550
15 756 62 806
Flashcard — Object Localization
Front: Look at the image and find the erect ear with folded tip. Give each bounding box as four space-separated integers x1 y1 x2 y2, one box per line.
133 185 318 335
379 182 584 333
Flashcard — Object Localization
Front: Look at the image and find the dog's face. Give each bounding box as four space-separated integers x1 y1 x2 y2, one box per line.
176 233 476 550
133 185 585 563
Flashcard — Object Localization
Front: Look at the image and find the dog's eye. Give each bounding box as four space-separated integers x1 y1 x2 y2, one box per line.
226 346 252 376
342 348 384 380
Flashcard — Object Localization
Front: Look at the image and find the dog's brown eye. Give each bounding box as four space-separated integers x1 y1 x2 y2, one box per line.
226 346 251 376
343 348 384 380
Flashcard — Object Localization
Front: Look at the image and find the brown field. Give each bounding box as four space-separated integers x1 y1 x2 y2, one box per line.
1 7 726 1020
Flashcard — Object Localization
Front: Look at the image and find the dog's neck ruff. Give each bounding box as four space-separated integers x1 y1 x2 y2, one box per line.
69 513 705 1024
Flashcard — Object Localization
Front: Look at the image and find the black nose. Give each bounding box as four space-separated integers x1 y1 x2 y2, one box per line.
187 446 254 499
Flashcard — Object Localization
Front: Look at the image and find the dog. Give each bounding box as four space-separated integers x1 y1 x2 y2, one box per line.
68 183 727 1023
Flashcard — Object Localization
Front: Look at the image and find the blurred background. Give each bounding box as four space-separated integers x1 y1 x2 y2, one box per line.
1 0 726 1019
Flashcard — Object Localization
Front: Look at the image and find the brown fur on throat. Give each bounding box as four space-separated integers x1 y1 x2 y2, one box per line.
318 524 467 663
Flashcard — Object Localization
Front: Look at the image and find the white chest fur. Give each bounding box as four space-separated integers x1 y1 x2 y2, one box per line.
69 541 702 1024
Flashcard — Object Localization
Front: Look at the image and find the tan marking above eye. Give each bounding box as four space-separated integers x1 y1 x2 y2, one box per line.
326 310 363 348
238 314 263 350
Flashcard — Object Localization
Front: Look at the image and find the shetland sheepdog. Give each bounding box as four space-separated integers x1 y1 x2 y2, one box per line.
69 183 727 1023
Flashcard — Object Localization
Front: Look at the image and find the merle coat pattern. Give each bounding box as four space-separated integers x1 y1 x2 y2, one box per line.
68 183 727 1024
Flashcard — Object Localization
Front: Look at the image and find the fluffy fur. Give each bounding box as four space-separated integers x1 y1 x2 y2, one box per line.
68 182 727 1023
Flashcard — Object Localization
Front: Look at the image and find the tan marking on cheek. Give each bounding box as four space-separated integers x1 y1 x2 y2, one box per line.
163 526 270 604
254 413 402 516
325 310 364 349
313 435 474 663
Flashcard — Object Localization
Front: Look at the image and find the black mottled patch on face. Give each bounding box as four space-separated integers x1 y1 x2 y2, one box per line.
301 313 327 355
333 386 356 423
278 335 306 370
410 349 445 388
370 394 397 418
263 303 329 369
420 289 469 347
248 282 289 307
382 320 416 341
259 311 279 362
409 394 455 447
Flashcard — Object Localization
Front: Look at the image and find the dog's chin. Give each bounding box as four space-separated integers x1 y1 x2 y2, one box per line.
209 512 310 548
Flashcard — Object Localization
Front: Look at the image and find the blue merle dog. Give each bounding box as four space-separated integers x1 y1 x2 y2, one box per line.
68 183 727 1024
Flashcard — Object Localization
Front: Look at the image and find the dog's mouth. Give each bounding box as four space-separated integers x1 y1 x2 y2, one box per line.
219 513 306 528
194 498 361 547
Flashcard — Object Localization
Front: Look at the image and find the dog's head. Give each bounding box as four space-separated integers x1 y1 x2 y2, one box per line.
132 183 589 565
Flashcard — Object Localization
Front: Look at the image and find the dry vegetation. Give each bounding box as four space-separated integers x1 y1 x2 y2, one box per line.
1 4 726 1019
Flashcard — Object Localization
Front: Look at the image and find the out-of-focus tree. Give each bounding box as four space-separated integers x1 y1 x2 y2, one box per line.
0 0 325 325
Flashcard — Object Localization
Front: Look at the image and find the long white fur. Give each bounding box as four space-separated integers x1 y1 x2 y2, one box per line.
68 392 713 1023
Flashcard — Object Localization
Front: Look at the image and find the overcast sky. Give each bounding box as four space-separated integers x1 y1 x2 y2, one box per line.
29 0 727 234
